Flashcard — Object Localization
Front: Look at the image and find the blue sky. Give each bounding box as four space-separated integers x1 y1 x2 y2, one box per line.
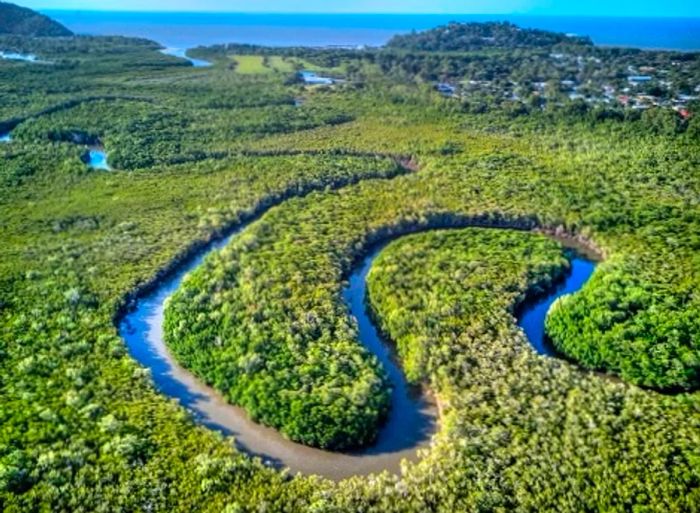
20 0 700 17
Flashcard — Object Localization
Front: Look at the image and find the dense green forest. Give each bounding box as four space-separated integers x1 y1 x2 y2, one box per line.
0 6 699 512
386 21 594 50
0 1 72 37
365 229 698 511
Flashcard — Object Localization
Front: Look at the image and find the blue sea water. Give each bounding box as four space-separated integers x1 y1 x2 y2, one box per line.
44 11 700 51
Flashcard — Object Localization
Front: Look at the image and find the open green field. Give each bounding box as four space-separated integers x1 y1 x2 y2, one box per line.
232 54 271 74
267 55 296 72
229 54 338 75
1 19 699 513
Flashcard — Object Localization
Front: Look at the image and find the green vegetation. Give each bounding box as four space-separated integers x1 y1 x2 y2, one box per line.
546 257 700 389
0 148 408 510
0 1 72 37
163 158 405 451
266 55 296 73
0 7 699 511
195 23 700 115
232 55 271 74
386 21 594 51
367 229 571 383
7 97 355 172
365 229 699 512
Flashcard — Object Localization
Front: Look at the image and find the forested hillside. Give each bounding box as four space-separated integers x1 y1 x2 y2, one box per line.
386 21 593 51
0 2 72 37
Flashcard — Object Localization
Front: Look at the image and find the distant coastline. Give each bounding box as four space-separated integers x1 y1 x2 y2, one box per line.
43 11 700 51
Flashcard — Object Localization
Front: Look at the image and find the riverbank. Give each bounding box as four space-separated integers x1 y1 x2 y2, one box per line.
118 198 604 479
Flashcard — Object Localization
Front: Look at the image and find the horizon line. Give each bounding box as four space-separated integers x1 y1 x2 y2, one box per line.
39 9 700 19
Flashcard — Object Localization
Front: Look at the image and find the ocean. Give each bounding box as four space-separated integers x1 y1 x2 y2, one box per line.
44 11 700 52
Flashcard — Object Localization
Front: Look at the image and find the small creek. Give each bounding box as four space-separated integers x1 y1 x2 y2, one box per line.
160 47 212 68
301 70 335 85
118 226 596 480
0 51 42 63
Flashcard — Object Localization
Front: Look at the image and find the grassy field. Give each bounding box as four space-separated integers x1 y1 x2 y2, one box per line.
267 55 296 72
232 55 271 74
230 55 339 75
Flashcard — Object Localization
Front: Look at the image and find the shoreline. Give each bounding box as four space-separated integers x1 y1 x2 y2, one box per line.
42 12 700 53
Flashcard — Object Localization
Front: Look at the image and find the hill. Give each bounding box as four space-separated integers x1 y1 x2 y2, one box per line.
0 1 72 37
386 21 592 51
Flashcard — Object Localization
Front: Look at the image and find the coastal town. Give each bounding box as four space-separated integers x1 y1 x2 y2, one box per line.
435 49 697 117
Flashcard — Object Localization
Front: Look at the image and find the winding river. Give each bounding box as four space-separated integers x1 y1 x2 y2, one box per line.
118 225 596 480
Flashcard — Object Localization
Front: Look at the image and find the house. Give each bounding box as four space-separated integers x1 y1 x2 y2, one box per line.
674 107 692 120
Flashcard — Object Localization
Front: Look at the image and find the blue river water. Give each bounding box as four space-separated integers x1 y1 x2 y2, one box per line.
517 257 596 355
88 148 111 170
343 246 438 453
118 226 436 480
301 71 335 85
160 47 211 67
0 51 39 62
44 12 700 51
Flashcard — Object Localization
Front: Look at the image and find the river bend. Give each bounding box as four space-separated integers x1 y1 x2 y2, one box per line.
118 225 596 480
